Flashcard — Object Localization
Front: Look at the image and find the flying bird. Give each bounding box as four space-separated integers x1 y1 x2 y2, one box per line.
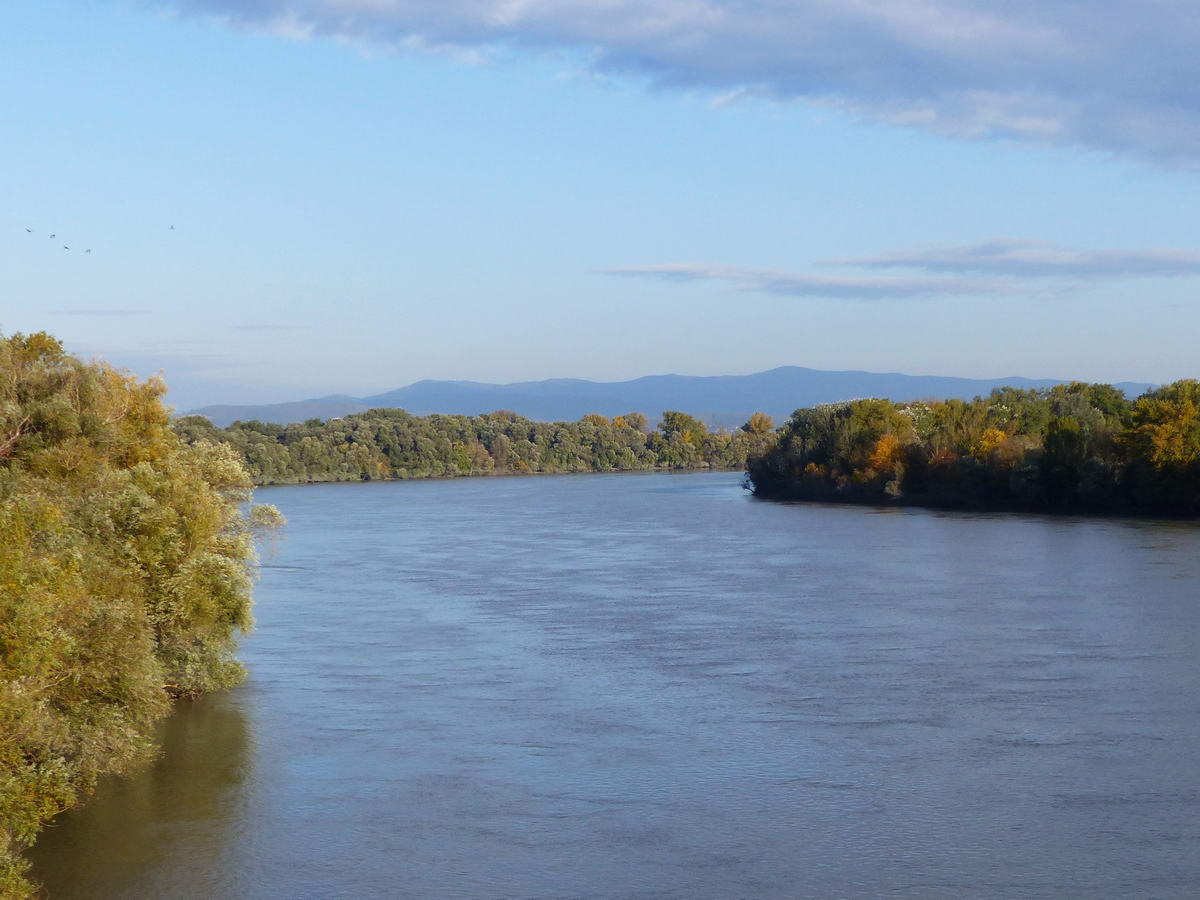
85 249 92 254
49 233 56 239
25 228 33 233
63 245 70 250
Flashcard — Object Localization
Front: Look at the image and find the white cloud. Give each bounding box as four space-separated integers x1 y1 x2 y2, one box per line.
605 263 999 300
608 238 1200 299
834 240 1200 278
168 0 1200 164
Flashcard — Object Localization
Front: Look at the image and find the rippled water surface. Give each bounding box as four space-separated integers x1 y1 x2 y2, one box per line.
31 472 1200 898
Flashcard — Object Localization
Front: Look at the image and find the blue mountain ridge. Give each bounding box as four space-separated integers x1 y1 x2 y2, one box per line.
185 366 1156 428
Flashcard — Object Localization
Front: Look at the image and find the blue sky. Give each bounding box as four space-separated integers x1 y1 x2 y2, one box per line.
4 0 1199 411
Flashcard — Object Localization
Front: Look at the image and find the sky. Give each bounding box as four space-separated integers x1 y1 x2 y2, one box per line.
3 0 1199 412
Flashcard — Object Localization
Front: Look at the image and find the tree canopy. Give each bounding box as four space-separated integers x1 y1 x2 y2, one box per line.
174 408 779 485
0 333 279 897
747 382 1200 515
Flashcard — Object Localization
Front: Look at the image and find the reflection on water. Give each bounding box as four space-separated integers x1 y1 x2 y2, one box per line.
30 472 1200 898
30 695 252 898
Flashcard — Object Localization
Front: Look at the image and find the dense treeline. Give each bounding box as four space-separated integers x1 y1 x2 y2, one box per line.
0 333 279 897
747 381 1200 516
174 409 779 485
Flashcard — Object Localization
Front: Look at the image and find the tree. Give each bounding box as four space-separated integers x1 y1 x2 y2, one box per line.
1120 381 1200 512
1123 381 1200 468
0 332 280 896
971 427 1008 460
742 412 774 434
747 382 1198 515
869 433 905 475
659 411 708 446
619 412 648 432
1041 416 1086 506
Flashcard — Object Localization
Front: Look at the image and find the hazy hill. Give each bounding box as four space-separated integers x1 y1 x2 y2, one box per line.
185 394 370 427
186 367 1156 428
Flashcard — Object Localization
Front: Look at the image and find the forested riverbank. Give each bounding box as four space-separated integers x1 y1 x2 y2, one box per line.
176 382 1200 518
0 333 279 897
173 409 778 485
747 381 1200 516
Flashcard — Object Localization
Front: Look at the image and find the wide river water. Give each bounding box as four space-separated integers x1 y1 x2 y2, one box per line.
31 471 1200 898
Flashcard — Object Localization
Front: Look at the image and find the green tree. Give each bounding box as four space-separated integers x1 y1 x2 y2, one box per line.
747 381 1198 515
0 332 280 896
618 412 648 432
1120 381 1200 511
659 411 708 446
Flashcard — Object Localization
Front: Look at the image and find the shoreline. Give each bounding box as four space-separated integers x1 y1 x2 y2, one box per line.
250 465 748 489
748 483 1200 523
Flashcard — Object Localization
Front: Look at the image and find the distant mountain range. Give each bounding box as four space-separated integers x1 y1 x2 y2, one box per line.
185 367 1157 428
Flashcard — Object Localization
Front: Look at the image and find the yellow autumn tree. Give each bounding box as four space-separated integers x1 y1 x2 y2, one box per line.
971 427 1008 459
1122 381 1200 467
868 433 905 475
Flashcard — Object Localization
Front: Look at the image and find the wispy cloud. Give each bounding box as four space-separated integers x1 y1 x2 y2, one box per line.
832 240 1200 279
50 308 148 317
167 1 1200 165
70 344 264 377
229 323 305 332
605 264 998 300
608 239 1200 300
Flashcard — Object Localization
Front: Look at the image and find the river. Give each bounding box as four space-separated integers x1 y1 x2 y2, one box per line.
30 471 1200 897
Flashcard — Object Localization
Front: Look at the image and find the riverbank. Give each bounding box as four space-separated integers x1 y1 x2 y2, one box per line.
748 479 1200 520
249 461 746 487
745 383 1200 518
174 407 778 486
